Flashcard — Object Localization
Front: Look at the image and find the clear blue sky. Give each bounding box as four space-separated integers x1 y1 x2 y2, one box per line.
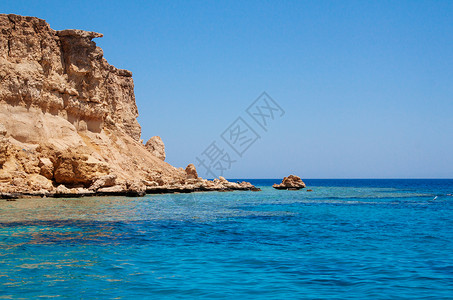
2 1 453 178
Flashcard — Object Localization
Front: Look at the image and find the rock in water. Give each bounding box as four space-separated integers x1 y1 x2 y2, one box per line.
0 14 259 197
273 175 306 190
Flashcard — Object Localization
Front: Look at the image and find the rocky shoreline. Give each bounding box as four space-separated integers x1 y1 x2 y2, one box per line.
0 181 261 200
0 176 261 200
0 164 260 200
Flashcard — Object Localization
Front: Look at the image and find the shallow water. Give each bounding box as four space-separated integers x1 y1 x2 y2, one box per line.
1 179 453 299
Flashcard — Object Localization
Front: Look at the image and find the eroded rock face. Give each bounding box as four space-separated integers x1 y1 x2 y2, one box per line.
0 14 258 197
273 175 306 190
185 163 198 179
0 14 140 139
145 136 165 161
0 14 183 194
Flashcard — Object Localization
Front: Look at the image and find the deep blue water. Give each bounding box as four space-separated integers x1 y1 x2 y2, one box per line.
1 179 453 299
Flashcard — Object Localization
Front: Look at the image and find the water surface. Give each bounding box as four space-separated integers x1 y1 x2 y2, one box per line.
1 179 453 299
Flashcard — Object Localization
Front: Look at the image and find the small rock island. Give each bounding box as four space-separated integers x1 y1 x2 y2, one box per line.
273 175 306 190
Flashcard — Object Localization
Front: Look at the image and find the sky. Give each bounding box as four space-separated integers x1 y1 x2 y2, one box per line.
2 1 453 178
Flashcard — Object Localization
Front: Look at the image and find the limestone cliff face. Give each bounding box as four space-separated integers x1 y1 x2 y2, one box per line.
0 14 185 193
0 14 140 141
0 14 258 197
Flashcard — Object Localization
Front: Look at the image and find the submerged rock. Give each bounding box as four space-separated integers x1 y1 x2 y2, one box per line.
273 175 306 190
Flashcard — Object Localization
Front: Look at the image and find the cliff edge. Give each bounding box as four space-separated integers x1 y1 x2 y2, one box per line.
0 14 257 197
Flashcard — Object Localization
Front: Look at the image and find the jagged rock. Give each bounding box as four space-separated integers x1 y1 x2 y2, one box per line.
55 185 71 194
126 181 146 197
89 174 117 191
273 175 306 190
145 136 165 161
53 154 110 186
185 163 198 179
28 174 53 191
145 177 260 194
38 157 54 180
56 29 103 39
54 184 94 197
218 176 228 183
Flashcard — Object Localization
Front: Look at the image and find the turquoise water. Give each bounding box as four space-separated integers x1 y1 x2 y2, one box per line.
1 179 453 299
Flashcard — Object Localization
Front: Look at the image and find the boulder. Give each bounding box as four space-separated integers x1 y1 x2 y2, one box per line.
53 154 110 186
185 163 198 179
89 174 117 191
56 29 103 39
273 175 306 190
145 136 166 161
38 158 54 180
126 181 146 197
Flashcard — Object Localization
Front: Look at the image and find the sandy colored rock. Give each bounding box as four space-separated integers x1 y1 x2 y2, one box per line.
126 181 146 197
38 157 54 179
28 174 53 191
97 184 126 194
273 175 306 190
89 174 117 191
145 136 165 161
55 184 71 194
53 153 110 186
185 163 198 179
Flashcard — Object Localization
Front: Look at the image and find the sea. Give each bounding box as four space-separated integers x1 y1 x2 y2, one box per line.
1 179 453 299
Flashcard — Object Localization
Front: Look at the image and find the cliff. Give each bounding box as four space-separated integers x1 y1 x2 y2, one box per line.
0 14 257 198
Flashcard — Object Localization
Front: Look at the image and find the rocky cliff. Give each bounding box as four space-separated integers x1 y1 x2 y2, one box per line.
0 14 257 197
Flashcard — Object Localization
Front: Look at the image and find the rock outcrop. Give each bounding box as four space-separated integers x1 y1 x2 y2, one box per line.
185 163 198 179
145 136 165 161
0 14 258 198
273 175 306 190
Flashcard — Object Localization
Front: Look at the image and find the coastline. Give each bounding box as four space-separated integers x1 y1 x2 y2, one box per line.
0 178 261 200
